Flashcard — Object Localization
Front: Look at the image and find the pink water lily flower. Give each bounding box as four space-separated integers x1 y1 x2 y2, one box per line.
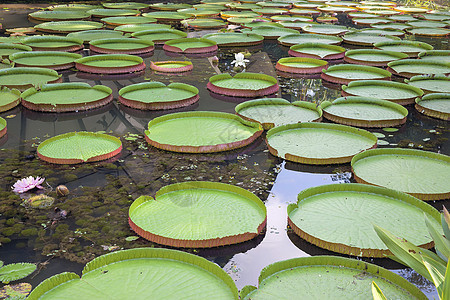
12 176 45 193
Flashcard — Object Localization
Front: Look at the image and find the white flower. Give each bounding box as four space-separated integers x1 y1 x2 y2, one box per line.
231 53 249 69
305 89 315 97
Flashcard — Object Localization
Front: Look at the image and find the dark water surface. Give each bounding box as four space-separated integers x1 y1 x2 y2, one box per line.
0 2 448 299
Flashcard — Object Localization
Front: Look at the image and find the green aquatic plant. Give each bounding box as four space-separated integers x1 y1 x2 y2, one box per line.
0 261 36 284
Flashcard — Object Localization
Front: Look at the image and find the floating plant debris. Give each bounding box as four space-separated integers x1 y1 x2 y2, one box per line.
288 183 440 257
352 148 450 201
37 131 122 164
129 181 266 247
415 93 450 121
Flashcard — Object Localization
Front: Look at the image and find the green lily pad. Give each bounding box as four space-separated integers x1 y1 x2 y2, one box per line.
288 43 345 60
418 50 450 63
257 1 292 8
374 40 433 57
321 64 392 84
288 183 440 257
394 6 428 14
37 131 122 164
0 67 61 91
149 3 192 11
144 111 263 153
75 54 145 74
163 38 217 53
89 38 154 54
9 51 82 70
406 27 450 37
321 96 408 127
344 49 408 67
131 29 187 44
407 20 448 28
371 22 412 31
47 4 102 11
177 7 220 18
352 148 450 200
114 23 171 33
101 16 157 27
27 248 238 299
342 80 424 105
129 181 266 247
278 33 342 46
0 117 6 138
220 11 261 19
28 10 91 21
87 8 140 17
118 82 199 110
317 5 357 13
102 2 149 10
67 30 123 43
242 25 299 39
278 21 317 30
21 35 84 51
235 98 322 129
149 61 193 73
348 12 378 18
352 17 390 25
342 32 401 46
388 14 417 22
227 17 270 24
181 18 227 29
387 59 450 78
415 93 450 121
202 32 264 47
21 82 113 113
241 256 427 299
276 57 328 74
289 8 321 15
251 7 289 15
0 263 36 284
226 3 260 10
302 24 349 35
406 75 450 94
360 27 405 36
141 11 188 21
0 43 32 58
364 9 400 16
266 122 377 164
0 86 21 112
420 13 450 21
271 15 313 22
34 21 104 34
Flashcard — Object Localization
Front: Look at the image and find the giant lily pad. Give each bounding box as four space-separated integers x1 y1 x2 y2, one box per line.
418 50 450 63
242 25 299 39
266 122 377 164
251 7 289 15
0 117 6 139
278 21 318 30
34 21 104 34
145 111 263 153
178 7 221 18
352 17 390 25
163 38 217 54
360 27 405 37
118 82 198 110
388 14 417 22
142 11 188 22
101 16 157 28
21 36 84 52
288 183 440 257
0 87 20 112
27 248 238 299
220 11 260 19
321 64 391 85
344 49 408 67
276 57 328 74
420 13 450 21
131 29 187 44
9 51 82 70
87 8 140 18
202 32 264 47
37 131 122 164
317 5 357 13
207 73 279 98
387 59 450 78
21 82 113 113
75 54 145 74
47 4 101 11
181 18 227 29
0 67 62 91
241 257 426 299
342 32 401 46
407 20 447 28
321 96 408 127
374 40 433 57
149 61 193 73
406 75 450 94
89 38 154 54
371 22 412 31
288 43 345 60
352 148 450 200
271 15 313 22
342 80 424 105
129 182 266 247
235 98 322 129
149 3 191 11
394 6 428 14
28 10 91 21
114 23 171 33
302 24 349 35
415 93 450 121
406 27 450 37
103 2 148 10
278 33 342 46
289 8 321 15
0 43 32 58
67 29 123 43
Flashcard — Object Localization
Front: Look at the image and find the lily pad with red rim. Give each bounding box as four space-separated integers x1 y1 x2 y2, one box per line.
394 6 428 14
28 10 91 21
317 5 357 13
181 18 227 29
370 22 412 31
202 32 264 47
145 111 263 153
102 2 149 10
129 181 266 248
220 11 261 19
415 93 449 121
278 20 318 30
113 23 171 33
75 54 145 74
342 80 424 105
342 32 401 46
321 96 408 127
288 43 345 60
387 59 450 78
34 21 104 34
163 38 217 54
321 64 391 85
67 29 123 43
0 117 5 139
87 8 140 18
388 14 417 22
276 57 328 74
89 38 154 54
118 82 199 110
407 20 447 28
352 17 390 25
360 27 405 36
271 15 313 22
0 43 32 58
235 98 322 129
47 4 102 11
149 61 193 73
9 51 82 70
177 8 220 18
266 122 377 164
149 3 192 11
251 7 289 15
351 148 450 200
131 29 187 44
21 36 84 52
207 72 279 98
0 67 62 91
406 27 450 37
405 75 450 94
302 24 349 35
37 131 122 164
374 40 434 57
242 256 426 299
0 87 20 112
418 50 450 63
142 11 188 22
278 33 342 46
344 49 408 67
289 8 321 15
28 248 238 299
21 82 113 113
287 183 440 257
242 25 299 39
100 16 157 28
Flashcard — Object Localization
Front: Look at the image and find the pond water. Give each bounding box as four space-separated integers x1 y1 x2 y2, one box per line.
0 1 448 299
